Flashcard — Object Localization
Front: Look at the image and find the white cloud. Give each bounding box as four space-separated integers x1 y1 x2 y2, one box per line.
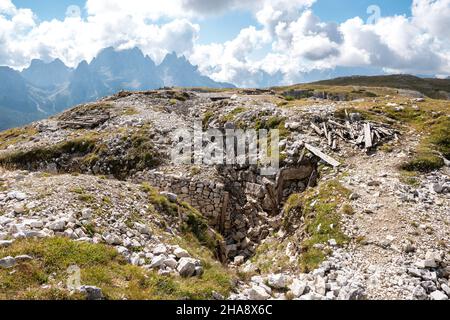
0 0 449 86
190 0 450 86
0 0 16 14
85 0 187 20
412 0 450 40
0 0 200 68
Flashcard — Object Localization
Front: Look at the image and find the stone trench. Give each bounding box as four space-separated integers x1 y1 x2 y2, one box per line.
134 158 319 263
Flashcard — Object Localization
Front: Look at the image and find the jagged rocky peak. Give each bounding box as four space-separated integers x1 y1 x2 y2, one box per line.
158 51 235 88
21 58 72 88
89 46 163 90
91 46 154 71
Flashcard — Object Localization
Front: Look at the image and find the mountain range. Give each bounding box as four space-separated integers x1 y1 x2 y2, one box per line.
0 47 234 131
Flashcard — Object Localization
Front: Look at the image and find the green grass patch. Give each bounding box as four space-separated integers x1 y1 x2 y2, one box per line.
202 111 214 129
180 202 220 252
0 237 233 300
251 179 351 274
399 171 421 187
368 100 449 172
0 135 98 170
141 183 223 254
0 126 38 150
142 183 179 217
220 107 247 123
122 107 139 116
70 187 96 204
399 115 449 173
284 180 351 272
82 127 161 179
306 75 450 100
341 203 355 215
254 116 289 139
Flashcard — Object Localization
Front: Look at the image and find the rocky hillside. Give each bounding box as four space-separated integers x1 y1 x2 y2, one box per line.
0 85 449 300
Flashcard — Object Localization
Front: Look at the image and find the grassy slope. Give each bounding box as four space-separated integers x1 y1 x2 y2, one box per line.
0 237 232 300
0 182 234 300
250 179 351 274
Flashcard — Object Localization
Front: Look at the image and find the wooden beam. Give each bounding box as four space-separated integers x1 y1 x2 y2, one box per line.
364 123 372 149
305 143 341 167
310 123 323 136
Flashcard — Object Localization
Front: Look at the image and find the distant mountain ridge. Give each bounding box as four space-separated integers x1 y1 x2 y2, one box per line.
0 47 235 131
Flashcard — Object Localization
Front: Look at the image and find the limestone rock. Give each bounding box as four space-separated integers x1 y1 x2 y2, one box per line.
0 256 16 268
247 286 271 300
0 240 14 248
430 290 448 301
268 274 290 289
173 247 190 258
160 191 178 203
48 220 66 232
177 257 196 277
164 257 178 269
289 279 307 297
149 255 166 269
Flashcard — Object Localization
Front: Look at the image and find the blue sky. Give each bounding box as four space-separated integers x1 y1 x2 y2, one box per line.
312 0 412 22
12 0 413 43
2 0 450 86
13 0 86 20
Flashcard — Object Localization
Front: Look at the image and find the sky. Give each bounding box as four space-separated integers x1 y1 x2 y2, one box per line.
1 0 450 87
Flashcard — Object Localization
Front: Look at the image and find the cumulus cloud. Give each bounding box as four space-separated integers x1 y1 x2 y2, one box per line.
412 0 450 40
0 0 200 68
190 7 346 86
0 0 36 66
0 0 450 86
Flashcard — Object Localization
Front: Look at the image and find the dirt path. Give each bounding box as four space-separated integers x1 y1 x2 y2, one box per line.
339 135 450 299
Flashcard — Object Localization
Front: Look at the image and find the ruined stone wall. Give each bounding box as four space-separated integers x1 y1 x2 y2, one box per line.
134 171 232 231
134 160 317 261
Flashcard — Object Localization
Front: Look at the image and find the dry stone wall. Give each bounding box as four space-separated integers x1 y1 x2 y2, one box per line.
134 170 232 230
134 160 318 261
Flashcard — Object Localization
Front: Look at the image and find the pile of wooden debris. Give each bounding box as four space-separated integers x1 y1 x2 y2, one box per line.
310 110 399 151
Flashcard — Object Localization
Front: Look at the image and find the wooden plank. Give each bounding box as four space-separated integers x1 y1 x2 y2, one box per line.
305 143 341 167
374 130 381 140
356 134 364 145
310 123 323 136
323 123 328 138
377 127 391 136
335 129 345 139
364 123 373 149
297 147 306 163
328 120 347 128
